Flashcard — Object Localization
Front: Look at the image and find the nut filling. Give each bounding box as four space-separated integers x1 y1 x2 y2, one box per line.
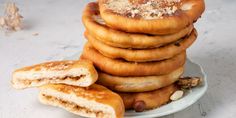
42 94 107 117
18 75 86 85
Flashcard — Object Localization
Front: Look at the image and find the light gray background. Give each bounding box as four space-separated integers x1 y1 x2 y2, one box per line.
0 0 236 118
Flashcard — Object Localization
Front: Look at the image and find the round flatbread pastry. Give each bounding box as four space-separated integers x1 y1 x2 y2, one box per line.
97 67 183 92
118 84 178 111
83 2 193 49
86 29 197 62
98 0 205 35
81 43 186 76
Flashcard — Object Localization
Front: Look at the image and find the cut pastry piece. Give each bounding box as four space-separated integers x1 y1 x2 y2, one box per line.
118 84 178 112
81 43 186 76
83 2 193 49
98 67 184 92
12 60 98 89
86 29 197 62
39 84 125 118
98 0 204 35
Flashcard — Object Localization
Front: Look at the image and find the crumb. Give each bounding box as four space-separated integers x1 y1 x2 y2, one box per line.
32 33 39 36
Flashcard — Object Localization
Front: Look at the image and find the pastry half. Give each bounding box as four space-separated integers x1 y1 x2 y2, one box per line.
12 60 98 89
39 84 125 118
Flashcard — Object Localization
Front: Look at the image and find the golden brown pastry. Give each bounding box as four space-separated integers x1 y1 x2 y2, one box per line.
97 67 184 92
86 29 197 62
81 43 186 76
12 60 98 89
118 84 178 112
39 84 125 118
98 0 204 35
83 2 193 49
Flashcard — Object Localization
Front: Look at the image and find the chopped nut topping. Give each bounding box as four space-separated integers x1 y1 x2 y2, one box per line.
105 0 181 19
38 61 74 71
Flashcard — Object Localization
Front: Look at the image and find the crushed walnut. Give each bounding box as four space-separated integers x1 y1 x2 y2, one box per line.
178 77 203 89
105 0 181 19
0 2 23 31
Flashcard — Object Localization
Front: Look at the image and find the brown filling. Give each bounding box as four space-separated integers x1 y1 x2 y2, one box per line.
19 75 86 85
42 94 106 117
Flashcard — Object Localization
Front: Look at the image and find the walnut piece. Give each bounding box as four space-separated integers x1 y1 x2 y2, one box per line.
0 2 23 31
178 77 203 89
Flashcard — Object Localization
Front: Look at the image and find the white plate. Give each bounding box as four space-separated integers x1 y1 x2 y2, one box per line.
65 52 208 118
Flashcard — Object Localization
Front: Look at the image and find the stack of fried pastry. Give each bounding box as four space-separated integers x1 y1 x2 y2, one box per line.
81 0 205 112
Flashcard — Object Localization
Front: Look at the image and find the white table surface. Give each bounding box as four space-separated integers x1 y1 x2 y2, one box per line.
0 0 236 118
